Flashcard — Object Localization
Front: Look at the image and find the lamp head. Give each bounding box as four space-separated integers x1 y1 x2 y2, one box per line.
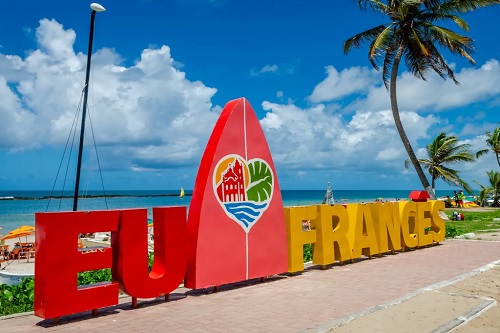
90 3 106 12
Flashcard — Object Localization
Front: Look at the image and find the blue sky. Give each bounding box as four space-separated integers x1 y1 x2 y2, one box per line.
1 0 500 192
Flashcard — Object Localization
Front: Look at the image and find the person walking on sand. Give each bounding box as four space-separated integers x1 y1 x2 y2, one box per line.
458 190 465 208
453 191 459 208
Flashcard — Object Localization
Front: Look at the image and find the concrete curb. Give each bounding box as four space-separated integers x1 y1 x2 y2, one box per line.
431 297 496 333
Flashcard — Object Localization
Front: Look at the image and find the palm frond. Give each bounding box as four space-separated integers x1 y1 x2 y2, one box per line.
381 41 398 89
344 25 388 55
473 179 486 190
417 132 477 190
486 128 500 152
422 0 446 9
403 36 430 80
426 24 475 62
424 42 461 83
476 149 489 158
439 0 500 14
355 0 390 12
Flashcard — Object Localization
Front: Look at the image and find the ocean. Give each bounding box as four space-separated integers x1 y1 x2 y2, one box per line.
0 189 451 234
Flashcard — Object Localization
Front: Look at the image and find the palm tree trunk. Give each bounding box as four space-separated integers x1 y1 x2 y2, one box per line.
495 152 500 170
390 45 436 200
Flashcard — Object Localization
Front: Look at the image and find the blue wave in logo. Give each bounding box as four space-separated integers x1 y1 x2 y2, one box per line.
223 201 268 228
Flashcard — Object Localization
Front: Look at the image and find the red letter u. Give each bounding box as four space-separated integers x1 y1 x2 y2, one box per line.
113 207 187 298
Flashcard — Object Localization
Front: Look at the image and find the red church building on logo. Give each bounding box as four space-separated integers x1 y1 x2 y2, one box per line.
216 159 246 202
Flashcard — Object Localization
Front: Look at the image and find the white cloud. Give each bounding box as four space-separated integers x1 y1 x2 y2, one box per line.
309 65 379 103
376 148 402 161
346 59 500 113
260 102 438 175
251 64 279 76
0 19 219 171
260 64 278 73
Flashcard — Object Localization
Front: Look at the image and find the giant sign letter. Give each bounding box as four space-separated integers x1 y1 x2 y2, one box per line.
113 207 187 298
34 211 120 319
284 205 318 273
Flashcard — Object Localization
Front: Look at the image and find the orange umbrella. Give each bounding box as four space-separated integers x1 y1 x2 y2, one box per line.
15 226 35 232
0 226 35 242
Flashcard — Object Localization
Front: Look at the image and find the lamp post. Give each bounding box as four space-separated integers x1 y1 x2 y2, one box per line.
73 3 106 211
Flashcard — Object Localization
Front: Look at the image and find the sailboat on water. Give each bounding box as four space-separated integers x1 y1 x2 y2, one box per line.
180 187 185 199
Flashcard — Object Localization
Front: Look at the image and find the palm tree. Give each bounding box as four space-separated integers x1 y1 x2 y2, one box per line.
406 132 475 194
477 128 500 169
344 0 500 200
476 186 489 207
474 170 500 206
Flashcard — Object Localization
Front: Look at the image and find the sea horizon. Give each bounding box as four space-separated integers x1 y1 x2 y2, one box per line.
0 189 458 233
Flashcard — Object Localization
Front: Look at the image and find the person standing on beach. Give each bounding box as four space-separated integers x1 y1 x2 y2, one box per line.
458 190 465 208
453 191 459 208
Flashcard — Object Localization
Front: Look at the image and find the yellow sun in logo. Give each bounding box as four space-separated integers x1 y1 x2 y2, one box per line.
214 155 250 189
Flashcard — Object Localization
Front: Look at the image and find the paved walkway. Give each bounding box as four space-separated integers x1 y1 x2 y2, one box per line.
1 240 500 332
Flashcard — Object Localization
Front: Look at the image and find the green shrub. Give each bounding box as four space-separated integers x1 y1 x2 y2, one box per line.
78 269 112 285
148 252 154 273
77 253 155 285
445 224 464 238
0 277 34 316
303 244 312 262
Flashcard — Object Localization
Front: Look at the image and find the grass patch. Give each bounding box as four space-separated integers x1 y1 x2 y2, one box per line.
444 208 500 235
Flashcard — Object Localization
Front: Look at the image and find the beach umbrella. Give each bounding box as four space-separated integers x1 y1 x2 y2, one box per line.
0 226 35 242
0 230 34 240
14 225 35 233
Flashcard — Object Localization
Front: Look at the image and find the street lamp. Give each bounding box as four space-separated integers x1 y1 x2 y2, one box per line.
73 3 106 211
90 3 106 12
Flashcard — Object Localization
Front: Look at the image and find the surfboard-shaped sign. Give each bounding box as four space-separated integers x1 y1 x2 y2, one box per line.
185 98 288 288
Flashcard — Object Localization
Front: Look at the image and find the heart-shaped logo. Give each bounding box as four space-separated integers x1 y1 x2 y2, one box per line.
213 154 274 232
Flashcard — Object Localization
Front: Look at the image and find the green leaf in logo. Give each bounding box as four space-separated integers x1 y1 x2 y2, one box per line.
246 159 273 202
